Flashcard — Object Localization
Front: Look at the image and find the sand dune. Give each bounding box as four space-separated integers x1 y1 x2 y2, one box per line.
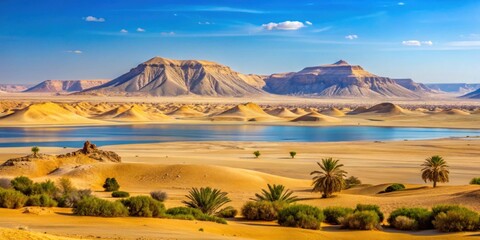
438 109 471 116
211 103 279 122
320 107 346 117
267 107 299 118
0 102 100 124
349 102 413 116
168 105 205 118
292 112 341 122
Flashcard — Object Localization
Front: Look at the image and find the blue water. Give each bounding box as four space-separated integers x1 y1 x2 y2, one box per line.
0 124 478 148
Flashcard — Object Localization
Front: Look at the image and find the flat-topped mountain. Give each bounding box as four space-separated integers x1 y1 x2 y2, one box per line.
263 60 422 98
82 57 266 97
461 88 480 99
25 79 110 93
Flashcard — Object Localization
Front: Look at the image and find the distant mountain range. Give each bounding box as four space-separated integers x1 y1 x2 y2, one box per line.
0 84 32 92
25 79 110 93
461 88 480 99
7 57 480 99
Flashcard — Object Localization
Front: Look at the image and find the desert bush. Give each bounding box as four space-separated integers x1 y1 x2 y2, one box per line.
73 197 128 217
341 211 380 230
355 204 384 222
26 194 57 207
121 196 165 217
56 177 74 195
470 177 480 185
384 183 405 193
103 178 120 192
150 191 168 202
253 151 261 158
289 151 297 159
182 187 231 215
278 204 325 230
11 176 34 195
241 201 287 221
31 180 57 196
111 191 130 198
0 178 12 189
323 206 354 225
431 204 463 218
0 188 28 209
393 216 418 230
31 146 40 157
433 208 480 232
56 189 92 208
165 207 227 224
344 176 361 189
254 184 298 203
387 207 433 230
217 206 238 218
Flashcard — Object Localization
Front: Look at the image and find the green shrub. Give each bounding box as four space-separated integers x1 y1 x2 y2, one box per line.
323 206 354 225
31 180 57 196
431 204 463 218
289 151 297 159
150 191 168 202
387 207 433 230
278 204 325 230
241 201 287 221
73 197 128 217
26 194 57 207
341 211 380 230
384 183 405 193
121 196 165 217
355 204 384 222
344 176 362 189
165 207 227 224
433 208 480 232
393 216 418 231
111 191 130 198
469 177 480 185
11 176 34 195
56 189 92 208
103 178 120 192
0 188 28 209
253 151 261 158
217 206 238 218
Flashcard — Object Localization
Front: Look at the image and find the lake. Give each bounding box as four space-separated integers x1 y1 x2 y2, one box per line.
0 124 478 148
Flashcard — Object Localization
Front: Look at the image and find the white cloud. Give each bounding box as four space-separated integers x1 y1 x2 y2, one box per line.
402 40 433 46
161 31 175 36
136 28 146 32
305 21 313 25
67 50 82 54
198 21 211 25
84 16 105 22
398 2 405 6
262 21 306 31
345 34 358 40
120 29 128 33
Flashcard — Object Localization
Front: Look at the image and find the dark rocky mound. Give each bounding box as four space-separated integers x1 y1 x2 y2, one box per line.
57 141 121 162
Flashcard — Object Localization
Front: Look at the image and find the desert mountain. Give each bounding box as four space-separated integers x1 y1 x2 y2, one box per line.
0 84 32 92
263 60 422 98
25 79 110 93
461 88 480 99
426 83 480 95
393 79 433 94
82 57 266 97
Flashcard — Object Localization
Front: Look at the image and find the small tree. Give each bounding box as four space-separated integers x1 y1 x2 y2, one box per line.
102 178 120 192
289 151 297 159
311 158 347 198
421 155 449 188
253 151 261 158
31 146 40 157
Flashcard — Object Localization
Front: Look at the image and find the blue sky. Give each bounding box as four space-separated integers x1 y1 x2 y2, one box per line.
1 0 480 84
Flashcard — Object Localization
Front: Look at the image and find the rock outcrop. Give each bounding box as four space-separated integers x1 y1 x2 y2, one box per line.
58 141 121 162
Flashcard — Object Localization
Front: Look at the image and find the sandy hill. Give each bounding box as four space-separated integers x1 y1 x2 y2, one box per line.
25 79 110 93
167 105 205 118
211 102 278 121
82 57 267 97
320 107 346 117
292 111 341 122
0 102 100 124
437 108 471 116
263 60 422 98
114 105 172 121
461 87 480 98
267 107 299 118
291 107 309 115
349 103 412 116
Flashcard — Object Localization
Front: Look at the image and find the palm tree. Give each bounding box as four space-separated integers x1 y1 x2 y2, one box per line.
310 158 347 198
421 155 449 188
253 184 298 203
182 187 231 215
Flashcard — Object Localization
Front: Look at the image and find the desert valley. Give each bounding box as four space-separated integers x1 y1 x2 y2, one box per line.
1 1 480 239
